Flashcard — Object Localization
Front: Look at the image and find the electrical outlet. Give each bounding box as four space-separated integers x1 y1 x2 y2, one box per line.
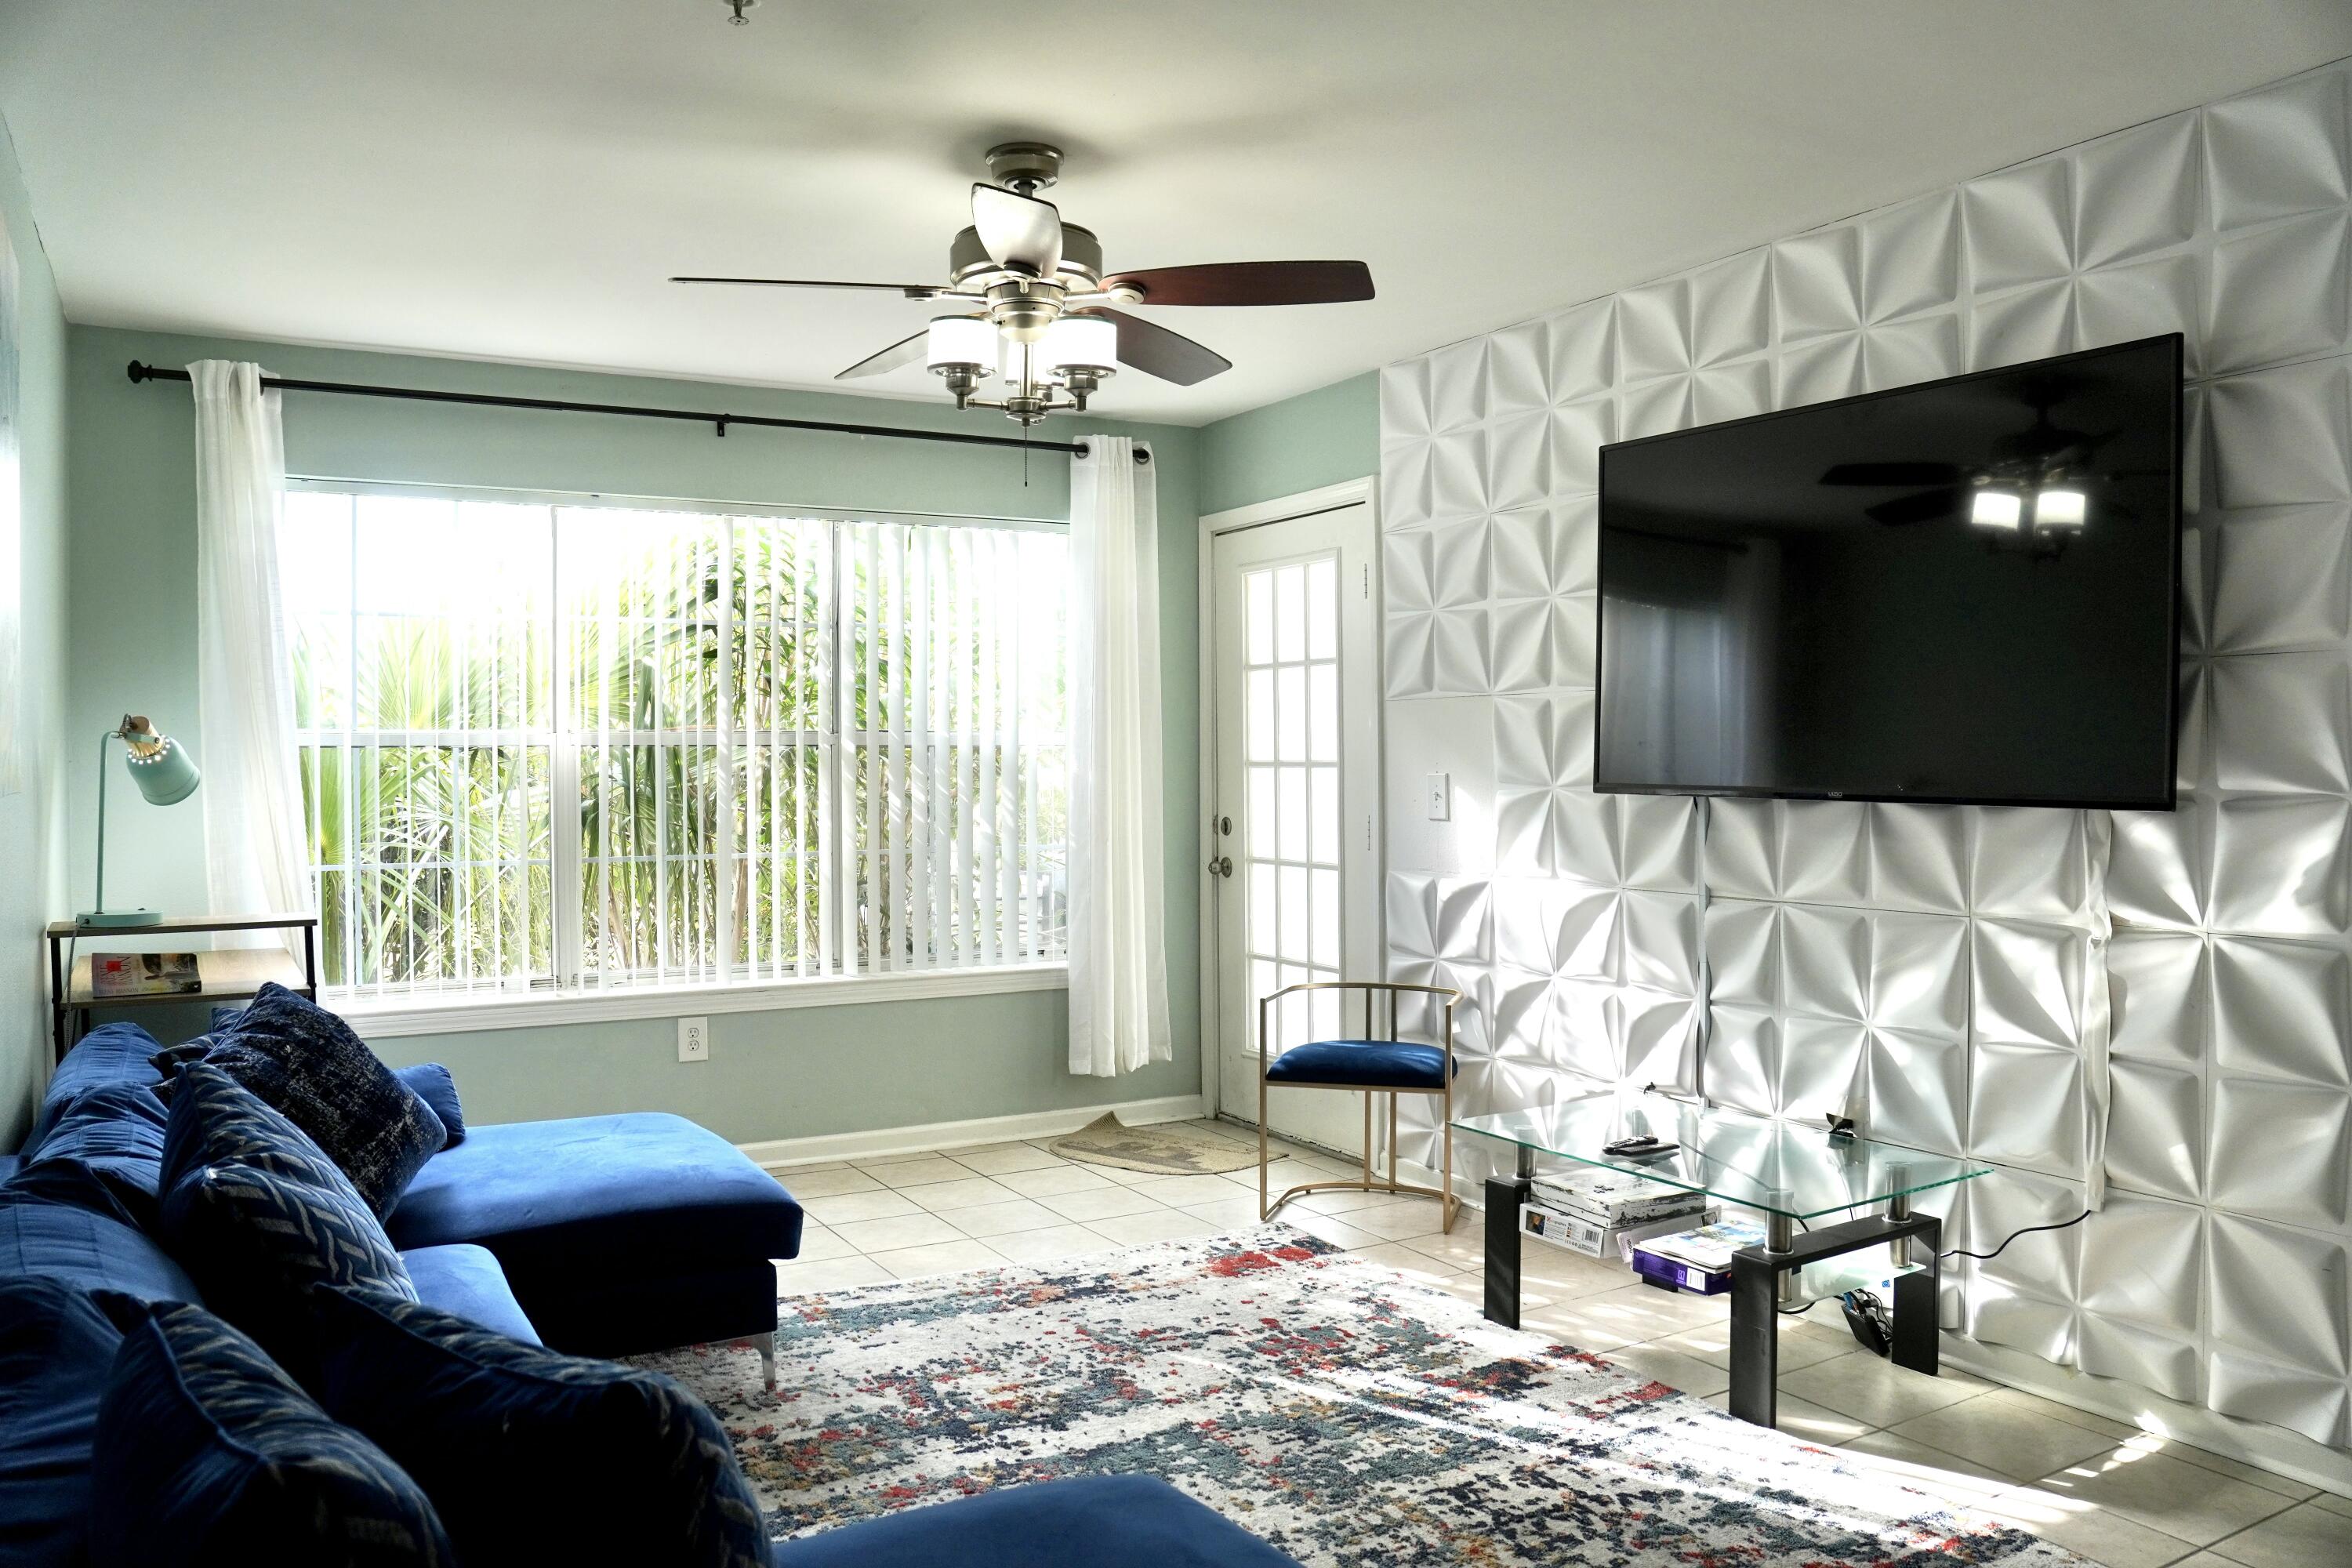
1425 771 1450 821
677 1017 710 1063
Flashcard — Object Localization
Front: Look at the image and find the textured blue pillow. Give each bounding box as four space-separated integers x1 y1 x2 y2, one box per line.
91 1301 454 1566
0 1276 142 1564
155 1063 418 1379
13 1081 172 1224
165 983 445 1216
315 1287 766 1567
392 1063 465 1146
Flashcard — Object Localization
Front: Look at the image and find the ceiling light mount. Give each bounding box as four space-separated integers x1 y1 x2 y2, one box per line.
984 141 1065 197
722 0 757 24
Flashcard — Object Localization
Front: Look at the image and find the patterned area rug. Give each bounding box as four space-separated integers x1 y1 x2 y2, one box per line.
1048 1112 1258 1174
634 1229 2084 1567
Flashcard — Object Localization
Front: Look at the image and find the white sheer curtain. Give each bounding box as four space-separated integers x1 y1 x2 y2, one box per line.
1067 437 1171 1076
191 361 311 952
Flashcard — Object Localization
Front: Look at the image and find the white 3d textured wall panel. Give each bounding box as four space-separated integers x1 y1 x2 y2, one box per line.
1380 58 2352 1450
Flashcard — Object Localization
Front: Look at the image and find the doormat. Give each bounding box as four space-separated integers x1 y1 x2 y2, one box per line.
1048 1112 1258 1174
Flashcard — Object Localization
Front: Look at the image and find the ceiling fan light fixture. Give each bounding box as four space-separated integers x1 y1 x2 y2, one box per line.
2035 487 2087 527
924 315 995 374
1972 489 2024 529
1039 314 1117 379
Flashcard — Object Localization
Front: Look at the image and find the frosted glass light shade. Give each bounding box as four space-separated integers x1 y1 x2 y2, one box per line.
2035 487 2087 527
1971 489 2023 529
1040 314 1117 376
925 315 996 372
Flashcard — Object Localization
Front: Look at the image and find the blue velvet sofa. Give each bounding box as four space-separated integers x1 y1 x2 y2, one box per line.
3 1021 1302 1567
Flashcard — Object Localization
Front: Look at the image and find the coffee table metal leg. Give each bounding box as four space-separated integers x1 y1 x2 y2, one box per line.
1890 1214 1941 1376
1483 1176 1527 1328
1727 1250 1780 1426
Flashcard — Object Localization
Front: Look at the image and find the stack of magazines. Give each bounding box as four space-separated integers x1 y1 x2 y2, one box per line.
1519 1168 1713 1261
1628 1218 1770 1294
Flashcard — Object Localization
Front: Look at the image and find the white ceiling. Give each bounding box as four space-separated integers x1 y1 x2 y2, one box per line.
5 2 2350 426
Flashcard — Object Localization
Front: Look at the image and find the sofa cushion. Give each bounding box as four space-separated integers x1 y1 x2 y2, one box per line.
13 1082 172 1225
386 1112 801 1279
155 1063 416 1377
773 1476 1304 1567
29 1022 164 1149
91 1301 454 1567
164 984 445 1216
0 1189 203 1304
399 1243 539 1345
314 1287 765 1568
0 1276 140 1566
392 1064 464 1146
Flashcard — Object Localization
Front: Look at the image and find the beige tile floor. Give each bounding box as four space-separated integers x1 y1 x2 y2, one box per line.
771 1120 2347 1568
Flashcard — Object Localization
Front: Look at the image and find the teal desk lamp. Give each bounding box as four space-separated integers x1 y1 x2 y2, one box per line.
80 713 201 929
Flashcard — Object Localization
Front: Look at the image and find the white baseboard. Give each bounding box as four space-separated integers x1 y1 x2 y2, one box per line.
739 1094 1207 1171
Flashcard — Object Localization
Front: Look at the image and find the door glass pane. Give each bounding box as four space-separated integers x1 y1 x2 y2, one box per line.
1240 554 1345 1052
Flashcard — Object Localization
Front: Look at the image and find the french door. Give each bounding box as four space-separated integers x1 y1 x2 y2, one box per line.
1208 496 1381 1154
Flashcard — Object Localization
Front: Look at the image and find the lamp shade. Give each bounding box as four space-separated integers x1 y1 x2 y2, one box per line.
924 315 996 373
1040 314 1116 378
123 724 199 805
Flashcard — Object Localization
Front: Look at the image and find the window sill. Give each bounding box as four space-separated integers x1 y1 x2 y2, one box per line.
336 964 1069 1040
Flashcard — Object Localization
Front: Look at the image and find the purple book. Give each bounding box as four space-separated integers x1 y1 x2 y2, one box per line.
1630 1247 1730 1296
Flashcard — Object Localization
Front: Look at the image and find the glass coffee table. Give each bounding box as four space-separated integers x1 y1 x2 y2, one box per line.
1453 1092 1991 1428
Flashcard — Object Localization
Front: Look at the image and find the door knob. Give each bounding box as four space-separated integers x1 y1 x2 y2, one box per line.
1207 855 1232 878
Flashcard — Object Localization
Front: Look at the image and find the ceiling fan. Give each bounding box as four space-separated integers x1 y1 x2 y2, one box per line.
673 141 1374 425
1818 386 2127 532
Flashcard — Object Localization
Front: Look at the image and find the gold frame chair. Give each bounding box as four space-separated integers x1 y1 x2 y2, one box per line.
1257 980 1459 1235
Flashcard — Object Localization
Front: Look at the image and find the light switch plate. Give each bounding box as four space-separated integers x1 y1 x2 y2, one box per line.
677 1017 710 1063
1425 772 1450 821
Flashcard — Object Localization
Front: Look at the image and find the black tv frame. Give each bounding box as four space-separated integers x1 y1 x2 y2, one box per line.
1592 332 2185 811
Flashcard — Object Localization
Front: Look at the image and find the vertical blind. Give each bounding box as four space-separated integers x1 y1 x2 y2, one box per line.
281 489 1069 998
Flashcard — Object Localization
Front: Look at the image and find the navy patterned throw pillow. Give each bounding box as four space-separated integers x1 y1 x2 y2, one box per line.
155 1063 418 1381
159 983 445 1216
91 1301 454 1566
315 1287 767 1567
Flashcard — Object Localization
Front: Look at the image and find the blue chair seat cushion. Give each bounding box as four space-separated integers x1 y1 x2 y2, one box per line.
0 1276 143 1565
400 1243 539 1345
313 1287 766 1567
0 1189 204 1305
163 983 445 1217
155 1063 417 1377
91 1301 453 1566
386 1112 802 1280
774 1475 1303 1567
1264 1039 1456 1090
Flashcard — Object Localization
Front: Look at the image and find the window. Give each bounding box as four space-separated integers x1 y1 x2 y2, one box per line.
281 488 1068 1002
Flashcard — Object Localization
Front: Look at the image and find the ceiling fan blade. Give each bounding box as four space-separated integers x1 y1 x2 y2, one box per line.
1099 260 1374 307
1865 488 1970 526
672 276 945 299
1089 307 1231 387
1820 462 1969 487
971 184 1062 276
835 330 929 380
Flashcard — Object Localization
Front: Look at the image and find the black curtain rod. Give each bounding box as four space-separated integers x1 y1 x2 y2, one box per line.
125 361 1150 464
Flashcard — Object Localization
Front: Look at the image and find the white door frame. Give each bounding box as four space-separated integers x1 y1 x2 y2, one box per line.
1196 476 1384 1127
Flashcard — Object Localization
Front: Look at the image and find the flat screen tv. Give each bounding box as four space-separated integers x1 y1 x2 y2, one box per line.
1595 333 2183 809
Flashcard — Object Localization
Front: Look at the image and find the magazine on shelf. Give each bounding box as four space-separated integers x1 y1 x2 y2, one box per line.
1632 1218 1769 1274
1527 1167 1706 1226
88 951 201 1000
1520 1201 1721 1261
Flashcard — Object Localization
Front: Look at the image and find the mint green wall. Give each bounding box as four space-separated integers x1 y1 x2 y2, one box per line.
0 115 70 1148
64 324 1202 1145
1197 372 1377 515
